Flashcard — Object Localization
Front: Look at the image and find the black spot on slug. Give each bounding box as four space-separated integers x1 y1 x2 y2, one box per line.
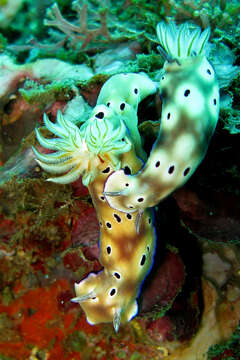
155 161 160 168
106 222 112 229
167 112 171 120
107 246 111 254
120 103 125 111
107 102 111 107
126 213 132 220
183 167 190 176
100 196 105 201
125 183 129 187
213 98 217 105
114 272 121 279
184 89 190 97
134 88 138 94
147 245 150 252
114 213 121 223
110 288 116 296
148 218 151 224
140 254 146 266
207 69 211 75
137 197 144 203
95 111 104 119
168 165 175 174
102 167 110 174
124 166 131 175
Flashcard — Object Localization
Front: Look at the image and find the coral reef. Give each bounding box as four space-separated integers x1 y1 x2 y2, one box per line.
0 1 239 359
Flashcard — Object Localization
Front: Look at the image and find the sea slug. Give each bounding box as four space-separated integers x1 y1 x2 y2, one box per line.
33 21 220 331
104 22 220 217
33 73 157 331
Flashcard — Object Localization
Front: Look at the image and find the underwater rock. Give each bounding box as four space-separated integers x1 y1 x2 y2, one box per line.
71 205 99 247
141 250 185 313
174 188 240 244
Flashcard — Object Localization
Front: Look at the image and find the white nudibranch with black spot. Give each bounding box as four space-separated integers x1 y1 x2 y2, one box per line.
32 73 157 332
104 21 220 215
97 73 157 161
33 21 224 332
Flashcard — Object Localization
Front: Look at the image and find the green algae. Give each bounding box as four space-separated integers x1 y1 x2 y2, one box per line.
19 72 107 105
129 352 144 360
0 354 15 360
123 53 163 78
207 324 240 359
19 79 76 104
64 330 87 352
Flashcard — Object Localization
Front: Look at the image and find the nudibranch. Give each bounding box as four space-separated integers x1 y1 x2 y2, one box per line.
104 22 220 215
33 72 157 331
97 73 157 160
